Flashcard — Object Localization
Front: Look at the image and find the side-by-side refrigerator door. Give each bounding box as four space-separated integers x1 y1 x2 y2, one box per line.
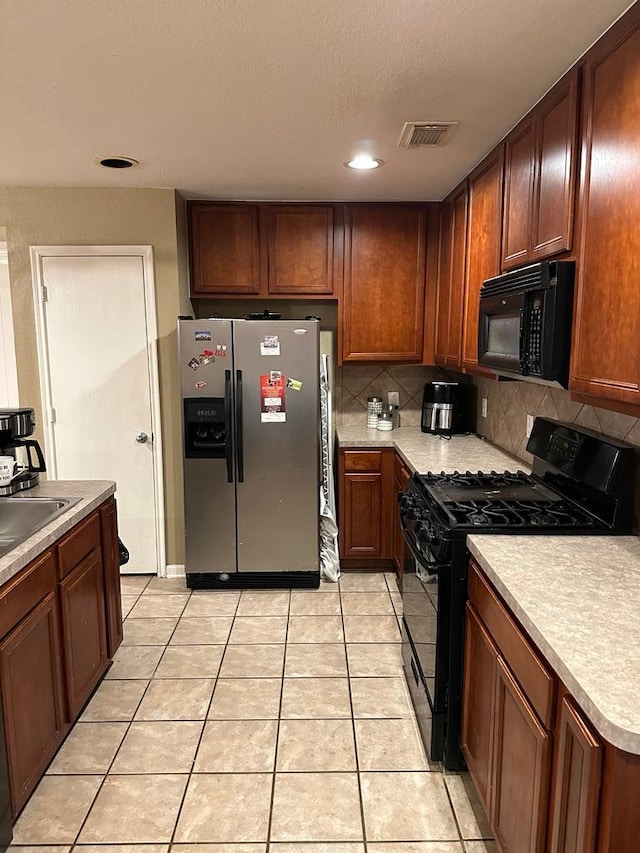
179 319 236 574
233 320 320 572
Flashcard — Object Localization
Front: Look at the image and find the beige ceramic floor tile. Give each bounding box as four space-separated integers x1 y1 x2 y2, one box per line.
175 774 272 842
12 776 102 844
368 845 464 853
463 843 499 853
346 644 403 676
343 615 401 643
144 577 190 594
236 592 291 616
384 572 401 593
169 616 233 645
218 644 285 677
277 719 356 771
284 644 347 677
207 678 282 719
287 615 344 643
122 618 178 646
47 722 128 774
228 616 288 644
355 719 429 770
340 593 394 616
7 847 71 853
121 596 140 619
134 679 214 720
194 719 277 771
105 646 164 680
444 773 493 840
272 846 364 853
81 680 148 722
289 592 341 616
74 846 169 853
350 677 413 718
111 721 203 773
128 594 190 618
360 772 458 841
172 847 264 853
391 593 403 616
154 645 224 678
271 773 363 841
339 573 388 592
280 677 351 718
182 593 240 617
121 575 152 593
79 775 188 843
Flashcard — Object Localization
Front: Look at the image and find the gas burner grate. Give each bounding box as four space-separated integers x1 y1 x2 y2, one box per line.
445 498 596 529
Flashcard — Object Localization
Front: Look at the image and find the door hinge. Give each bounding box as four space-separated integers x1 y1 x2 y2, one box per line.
41 285 48 302
49 407 56 424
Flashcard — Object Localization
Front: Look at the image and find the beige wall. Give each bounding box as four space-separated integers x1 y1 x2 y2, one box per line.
1 186 189 565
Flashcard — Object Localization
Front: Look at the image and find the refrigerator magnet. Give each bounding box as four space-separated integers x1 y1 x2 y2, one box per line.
199 350 215 365
188 357 200 370
287 377 303 391
195 331 211 341
260 335 280 356
195 381 207 389
260 373 286 422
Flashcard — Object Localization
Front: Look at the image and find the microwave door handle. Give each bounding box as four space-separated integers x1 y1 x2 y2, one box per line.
519 307 528 373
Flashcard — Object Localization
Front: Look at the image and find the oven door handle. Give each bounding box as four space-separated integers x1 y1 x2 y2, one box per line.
400 517 449 574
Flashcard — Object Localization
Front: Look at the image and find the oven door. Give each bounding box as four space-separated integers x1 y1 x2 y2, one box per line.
478 290 525 374
400 515 451 762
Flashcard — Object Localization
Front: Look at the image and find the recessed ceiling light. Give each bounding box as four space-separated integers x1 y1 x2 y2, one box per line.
96 156 140 169
343 155 384 171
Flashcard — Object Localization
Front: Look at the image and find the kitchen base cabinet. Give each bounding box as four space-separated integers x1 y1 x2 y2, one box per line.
0 591 66 817
392 453 411 589
100 498 123 657
339 449 394 568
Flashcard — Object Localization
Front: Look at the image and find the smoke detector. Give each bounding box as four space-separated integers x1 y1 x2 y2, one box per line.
398 122 459 148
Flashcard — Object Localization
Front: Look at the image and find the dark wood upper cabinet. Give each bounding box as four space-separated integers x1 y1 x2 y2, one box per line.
462 147 504 372
570 7 640 409
342 205 427 362
189 203 261 295
435 201 454 365
446 183 469 368
502 118 535 270
502 70 579 271
266 204 336 295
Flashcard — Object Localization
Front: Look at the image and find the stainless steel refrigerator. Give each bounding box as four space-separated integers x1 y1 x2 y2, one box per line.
179 318 320 588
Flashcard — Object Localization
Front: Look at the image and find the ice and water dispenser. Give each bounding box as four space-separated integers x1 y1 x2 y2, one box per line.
183 398 229 459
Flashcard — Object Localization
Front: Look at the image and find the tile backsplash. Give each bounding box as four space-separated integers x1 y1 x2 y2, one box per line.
471 377 640 531
336 364 457 427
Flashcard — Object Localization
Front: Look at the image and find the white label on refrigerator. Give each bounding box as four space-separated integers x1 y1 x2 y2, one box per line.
261 411 286 423
260 335 280 356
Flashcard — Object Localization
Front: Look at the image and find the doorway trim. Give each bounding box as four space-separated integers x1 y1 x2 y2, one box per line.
30 245 166 576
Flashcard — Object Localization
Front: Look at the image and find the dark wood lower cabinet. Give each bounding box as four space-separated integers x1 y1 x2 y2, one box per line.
550 696 602 853
58 550 108 720
392 455 411 589
492 656 551 853
339 449 393 567
100 498 123 657
0 592 66 816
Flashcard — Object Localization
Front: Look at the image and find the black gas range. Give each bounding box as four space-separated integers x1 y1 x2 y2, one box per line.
399 417 636 770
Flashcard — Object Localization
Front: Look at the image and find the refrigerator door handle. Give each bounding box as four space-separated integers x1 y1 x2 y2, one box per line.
236 369 244 483
224 369 234 483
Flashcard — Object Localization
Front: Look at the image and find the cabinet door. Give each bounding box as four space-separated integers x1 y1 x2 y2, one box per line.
100 498 123 658
59 550 108 719
266 205 336 295
549 696 602 853
0 592 66 816
461 603 498 813
446 184 468 368
462 148 504 372
531 70 579 260
341 473 383 557
392 458 411 588
571 12 640 408
343 206 427 361
189 203 262 295
502 118 535 270
435 202 454 365
491 656 552 853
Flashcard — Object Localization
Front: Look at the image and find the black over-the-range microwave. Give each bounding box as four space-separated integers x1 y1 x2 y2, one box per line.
478 260 575 387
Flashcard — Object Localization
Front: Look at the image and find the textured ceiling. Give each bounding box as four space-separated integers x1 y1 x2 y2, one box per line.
0 0 634 201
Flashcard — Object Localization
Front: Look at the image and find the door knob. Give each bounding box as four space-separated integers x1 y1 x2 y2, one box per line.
135 431 149 444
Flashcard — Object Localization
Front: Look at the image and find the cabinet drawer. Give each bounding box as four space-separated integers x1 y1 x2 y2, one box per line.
344 451 383 473
394 453 411 483
469 560 556 728
0 550 56 640
58 512 101 579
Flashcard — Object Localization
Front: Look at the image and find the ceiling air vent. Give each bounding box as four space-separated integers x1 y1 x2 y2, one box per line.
398 121 459 148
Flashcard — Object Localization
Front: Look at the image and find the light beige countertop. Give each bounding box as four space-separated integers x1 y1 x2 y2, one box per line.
337 425 526 474
0 480 116 586
468 534 640 754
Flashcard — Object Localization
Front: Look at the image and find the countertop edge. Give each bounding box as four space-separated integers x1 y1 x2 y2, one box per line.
467 535 640 755
0 481 116 586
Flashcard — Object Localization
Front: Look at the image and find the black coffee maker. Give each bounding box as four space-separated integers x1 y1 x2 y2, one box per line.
0 407 46 495
421 382 467 435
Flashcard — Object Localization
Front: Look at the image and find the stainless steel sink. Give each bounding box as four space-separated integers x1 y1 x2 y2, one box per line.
0 496 81 559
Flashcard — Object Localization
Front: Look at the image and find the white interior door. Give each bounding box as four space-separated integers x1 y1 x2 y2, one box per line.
32 248 163 574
